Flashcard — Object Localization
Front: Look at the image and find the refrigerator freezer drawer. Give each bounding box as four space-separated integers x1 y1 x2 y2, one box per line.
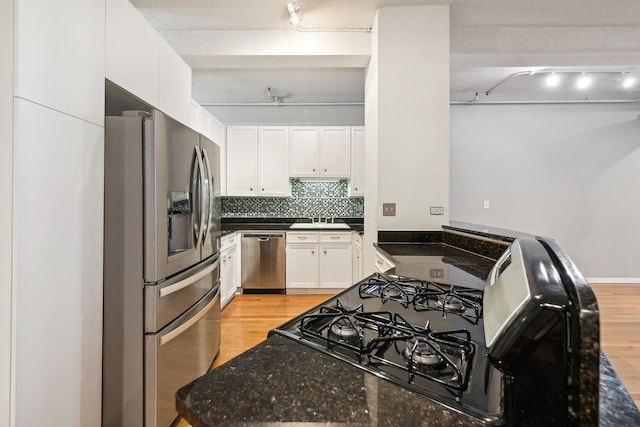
145 285 220 427
145 257 219 333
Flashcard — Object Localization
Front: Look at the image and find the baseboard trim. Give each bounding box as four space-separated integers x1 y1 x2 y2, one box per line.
587 278 640 284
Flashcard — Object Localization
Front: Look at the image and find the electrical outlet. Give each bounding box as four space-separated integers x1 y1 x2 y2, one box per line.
430 269 444 279
382 203 396 216
430 207 444 215
483 200 490 209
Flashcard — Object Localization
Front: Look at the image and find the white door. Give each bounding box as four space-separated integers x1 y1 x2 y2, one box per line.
319 244 353 288
320 127 350 177
289 127 319 177
258 126 289 196
286 244 319 288
226 126 258 196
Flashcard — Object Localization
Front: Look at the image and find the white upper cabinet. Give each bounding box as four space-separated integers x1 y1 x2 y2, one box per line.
106 0 159 109
15 0 105 126
350 127 365 196
226 126 289 197
258 127 289 196
289 126 351 178
107 0 198 129
320 127 351 178
288 127 320 177
158 38 192 126
226 126 259 196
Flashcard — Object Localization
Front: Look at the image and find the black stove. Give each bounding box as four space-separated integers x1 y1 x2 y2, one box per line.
276 273 502 422
272 238 589 425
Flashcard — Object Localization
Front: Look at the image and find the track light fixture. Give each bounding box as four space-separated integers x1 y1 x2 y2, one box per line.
287 1 301 26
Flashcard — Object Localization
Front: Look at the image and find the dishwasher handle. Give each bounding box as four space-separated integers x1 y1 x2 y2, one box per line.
243 233 285 239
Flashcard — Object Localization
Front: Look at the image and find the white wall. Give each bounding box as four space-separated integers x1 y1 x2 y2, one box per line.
364 5 449 271
363 12 379 275
0 1 13 424
375 6 450 230
204 105 364 126
451 103 640 280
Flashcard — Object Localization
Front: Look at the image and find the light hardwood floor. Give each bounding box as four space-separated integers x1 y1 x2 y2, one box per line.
176 285 640 425
591 283 640 408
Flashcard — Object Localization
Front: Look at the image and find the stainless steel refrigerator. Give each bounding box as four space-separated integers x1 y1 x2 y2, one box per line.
103 109 221 427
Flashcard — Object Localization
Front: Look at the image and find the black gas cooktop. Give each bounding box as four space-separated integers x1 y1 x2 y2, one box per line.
273 273 504 423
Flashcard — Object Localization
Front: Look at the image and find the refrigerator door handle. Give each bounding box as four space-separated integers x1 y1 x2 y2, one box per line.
193 146 206 249
201 148 214 243
159 286 220 345
159 260 218 298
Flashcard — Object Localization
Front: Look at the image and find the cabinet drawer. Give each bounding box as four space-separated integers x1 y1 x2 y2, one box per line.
320 232 351 243
221 232 237 249
286 232 319 244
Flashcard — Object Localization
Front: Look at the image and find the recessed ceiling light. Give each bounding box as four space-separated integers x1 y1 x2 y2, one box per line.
576 75 591 89
545 73 561 88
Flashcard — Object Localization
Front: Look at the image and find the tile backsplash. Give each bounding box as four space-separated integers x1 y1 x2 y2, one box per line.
222 179 364 218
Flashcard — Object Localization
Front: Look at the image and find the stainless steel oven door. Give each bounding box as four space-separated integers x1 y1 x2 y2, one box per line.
144 109 204 282
144 285 220 427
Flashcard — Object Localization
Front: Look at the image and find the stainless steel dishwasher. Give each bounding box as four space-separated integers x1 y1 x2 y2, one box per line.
241 233 286 293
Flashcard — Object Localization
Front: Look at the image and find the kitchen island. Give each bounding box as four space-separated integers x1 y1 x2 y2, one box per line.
177 224 640 426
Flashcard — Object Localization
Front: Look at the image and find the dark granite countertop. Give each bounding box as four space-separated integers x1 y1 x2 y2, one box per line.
375 243 496 286
177 334 639 426
177 334 487 427
221 217 364 234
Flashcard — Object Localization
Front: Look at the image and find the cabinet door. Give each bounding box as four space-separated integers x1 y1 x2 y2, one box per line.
286 244 319 288
221 249 236 309
289 127 319 177
258 127 289 196
17 0 105 125
319 244 353 288
320 127 350 178
350 127 365 196
226 126 258 196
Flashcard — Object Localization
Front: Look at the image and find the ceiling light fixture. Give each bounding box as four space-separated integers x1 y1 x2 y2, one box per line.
287 1 301 26
622 75 636 89
545 73 561 88
576 74 592 90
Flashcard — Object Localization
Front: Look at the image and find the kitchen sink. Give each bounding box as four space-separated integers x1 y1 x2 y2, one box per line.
289 222 351 230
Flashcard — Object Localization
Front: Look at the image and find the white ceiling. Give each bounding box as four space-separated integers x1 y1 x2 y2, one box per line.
130 0 640 110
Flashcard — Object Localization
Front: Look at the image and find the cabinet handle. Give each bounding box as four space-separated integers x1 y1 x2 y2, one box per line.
330 236 340 240
311 250 315 255
324 168 327 172
249 187 253 191
313 168 316 172
261 188 264 191
298 236 308 240
324 250 327 255
355 187 358 191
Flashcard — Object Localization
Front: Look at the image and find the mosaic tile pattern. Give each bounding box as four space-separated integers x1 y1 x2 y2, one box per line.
222 180 364 218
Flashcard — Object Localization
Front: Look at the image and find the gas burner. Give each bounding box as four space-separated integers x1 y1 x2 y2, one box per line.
359 273 422 307
435 295 466 313
382 287 403 299
404 339 444 369
413 283 482 324
328 317 362 346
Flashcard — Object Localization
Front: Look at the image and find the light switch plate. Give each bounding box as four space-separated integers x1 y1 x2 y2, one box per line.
382 203 396 216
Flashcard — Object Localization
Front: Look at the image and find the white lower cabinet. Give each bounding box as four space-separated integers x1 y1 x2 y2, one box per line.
286 232 353 292
220 233 238 308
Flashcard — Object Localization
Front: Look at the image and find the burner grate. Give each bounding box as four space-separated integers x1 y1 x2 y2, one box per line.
298 299 475 393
